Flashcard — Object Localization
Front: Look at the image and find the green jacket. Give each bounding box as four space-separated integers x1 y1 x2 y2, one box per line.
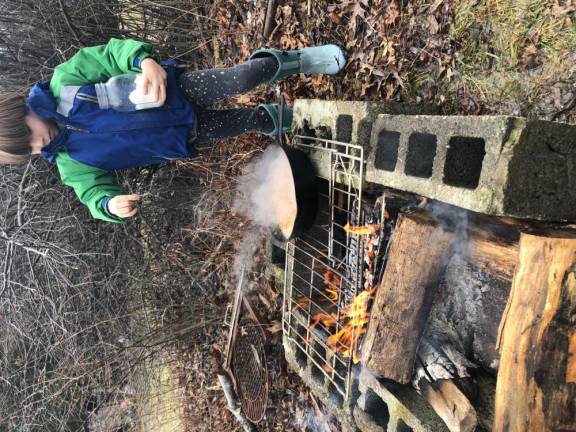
49 38 158 223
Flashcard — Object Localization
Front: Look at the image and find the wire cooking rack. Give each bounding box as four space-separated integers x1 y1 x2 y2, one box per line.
282 135 365 402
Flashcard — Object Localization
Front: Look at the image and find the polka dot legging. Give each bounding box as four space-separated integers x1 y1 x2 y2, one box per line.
177 57 279 143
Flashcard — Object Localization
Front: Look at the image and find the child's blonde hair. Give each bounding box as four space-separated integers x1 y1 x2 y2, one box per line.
0 94 31 165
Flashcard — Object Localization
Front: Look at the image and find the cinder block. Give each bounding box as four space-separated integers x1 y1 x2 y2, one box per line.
358 369 448 432
282 333 449 432
293 99 436 145
365 115 576 222
282 335 359 431
292 99 435 182
292 101 576 221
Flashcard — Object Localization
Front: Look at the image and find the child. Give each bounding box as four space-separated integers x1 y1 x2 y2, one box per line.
0 38 345 222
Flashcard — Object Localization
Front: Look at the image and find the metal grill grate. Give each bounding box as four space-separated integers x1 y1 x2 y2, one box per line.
231 315 268 423
282 135 366 401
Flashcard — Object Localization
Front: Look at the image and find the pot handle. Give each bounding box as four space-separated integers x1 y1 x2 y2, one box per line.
276 86 284 147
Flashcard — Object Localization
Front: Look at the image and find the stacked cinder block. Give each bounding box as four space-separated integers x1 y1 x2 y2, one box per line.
282 333 447 432
293 99 435 144
282 334 359 431
292 100 576 222
365 115 576 222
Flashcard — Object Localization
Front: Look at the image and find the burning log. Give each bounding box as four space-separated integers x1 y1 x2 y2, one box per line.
493 230 576 432
419 212 520 378
361 211 456 383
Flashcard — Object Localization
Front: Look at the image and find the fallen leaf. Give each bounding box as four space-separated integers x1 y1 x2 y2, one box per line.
266 320 283 334
427 14 439 34
384 0 400 26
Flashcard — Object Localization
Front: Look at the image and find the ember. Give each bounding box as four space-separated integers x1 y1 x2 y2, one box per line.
323 365 336 374
344 223 380 236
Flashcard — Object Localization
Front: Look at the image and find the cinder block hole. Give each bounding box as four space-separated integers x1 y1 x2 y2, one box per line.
311 364 325 385
374 131 400 172
328 382 344 407
335 360 347 379
443 136 486 189
363 388 390 427
298 119 333 143
336 115 353 143
358 119 373 146
299 120 317 144
312 340 326 362
270 243 285 266
317 125 333 140
295 345 308 369
405 132 437 178
397 419 413 432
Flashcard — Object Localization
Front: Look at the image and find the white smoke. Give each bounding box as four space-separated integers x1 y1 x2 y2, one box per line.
231 144 296 288
293 404 337 432
232 225 267 291
233 144 297 237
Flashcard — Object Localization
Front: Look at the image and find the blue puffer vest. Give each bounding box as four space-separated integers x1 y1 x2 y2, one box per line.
26 61 197 171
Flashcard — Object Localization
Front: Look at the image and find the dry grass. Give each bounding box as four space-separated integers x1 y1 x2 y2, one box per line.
449 0 576 118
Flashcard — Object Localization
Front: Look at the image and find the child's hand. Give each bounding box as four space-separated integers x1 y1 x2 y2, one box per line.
140 58 167 104
108 194 140 218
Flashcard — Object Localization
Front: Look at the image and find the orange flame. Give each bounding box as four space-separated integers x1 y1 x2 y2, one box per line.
343 223 380 236
310 312 338 330
295 265 375 365
294 296 310 311
323 365 335 374
323 269 341 302
297 289 374 364
326 288 375 364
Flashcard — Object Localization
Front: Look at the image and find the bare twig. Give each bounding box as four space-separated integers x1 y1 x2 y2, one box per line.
56 0 84 46
263 0 278 40
217 373 256 432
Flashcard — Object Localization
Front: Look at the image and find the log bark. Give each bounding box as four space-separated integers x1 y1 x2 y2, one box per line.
494 230 576 432
420 379 478 432
361 211 456 383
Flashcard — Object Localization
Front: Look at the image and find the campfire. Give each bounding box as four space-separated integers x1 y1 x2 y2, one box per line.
325 287 375 364
295 223 383 365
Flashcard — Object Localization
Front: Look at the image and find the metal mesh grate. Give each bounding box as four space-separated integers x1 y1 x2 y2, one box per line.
231 315 268 423
283 135 366 401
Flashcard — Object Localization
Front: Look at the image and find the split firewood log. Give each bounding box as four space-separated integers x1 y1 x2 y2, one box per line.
419 379 478 432
493 230 576 432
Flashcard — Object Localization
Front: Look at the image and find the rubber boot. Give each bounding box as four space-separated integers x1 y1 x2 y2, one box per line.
258 104 294 136
249 45 346 83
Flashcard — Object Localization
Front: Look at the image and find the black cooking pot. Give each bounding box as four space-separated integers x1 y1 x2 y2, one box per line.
272 92 318 241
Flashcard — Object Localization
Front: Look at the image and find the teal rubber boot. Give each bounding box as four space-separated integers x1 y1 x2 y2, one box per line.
250 45 346 83
258 104 294 136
